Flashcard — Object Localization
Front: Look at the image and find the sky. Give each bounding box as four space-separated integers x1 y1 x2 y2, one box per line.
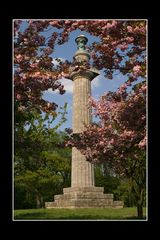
41 29 129 131
17 21 142 131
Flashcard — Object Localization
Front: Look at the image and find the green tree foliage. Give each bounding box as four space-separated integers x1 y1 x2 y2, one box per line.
95 164 120 194
14 107 71 209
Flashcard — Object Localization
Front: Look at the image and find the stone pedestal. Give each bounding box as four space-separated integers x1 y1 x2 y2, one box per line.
45 187 123 208
45 35 123 209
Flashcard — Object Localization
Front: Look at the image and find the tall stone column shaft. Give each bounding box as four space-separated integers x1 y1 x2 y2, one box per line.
71 74 94 187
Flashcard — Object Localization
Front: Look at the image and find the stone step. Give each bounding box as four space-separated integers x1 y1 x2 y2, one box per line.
58 199 113 205
54 192 113 200
113 201 124 208
63 186 104 193
45 199 123 209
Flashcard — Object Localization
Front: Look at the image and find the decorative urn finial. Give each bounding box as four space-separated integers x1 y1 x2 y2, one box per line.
74 35 90 62
75 35 88 51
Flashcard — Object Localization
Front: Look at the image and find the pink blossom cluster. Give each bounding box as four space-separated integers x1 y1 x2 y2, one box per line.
117 83 127 94
133 65 142 78
15 54 23 63
127 25 146 34
117 43 128 51
125 36 134 43
89 97 110 122
121 130 136 140
30 63 38 68
138 136 147 149
102 20 117 30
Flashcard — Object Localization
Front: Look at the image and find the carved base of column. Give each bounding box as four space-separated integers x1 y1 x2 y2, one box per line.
45 187 123 208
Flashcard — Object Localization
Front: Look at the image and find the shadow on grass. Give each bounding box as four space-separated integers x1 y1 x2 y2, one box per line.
14 213 146 220
15 212 47 220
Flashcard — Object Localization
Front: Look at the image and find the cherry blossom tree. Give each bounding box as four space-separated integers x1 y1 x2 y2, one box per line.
66 80 146 218
14 20 68 123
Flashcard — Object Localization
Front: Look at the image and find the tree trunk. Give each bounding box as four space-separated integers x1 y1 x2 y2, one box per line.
130 181 145 219
137 188 145 218
36 193 41 208
41 196 44 208
137 203 143 218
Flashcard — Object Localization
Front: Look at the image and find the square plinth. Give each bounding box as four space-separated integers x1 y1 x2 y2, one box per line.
45 187 123 208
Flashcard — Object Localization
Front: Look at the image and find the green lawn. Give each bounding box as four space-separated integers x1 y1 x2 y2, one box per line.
14 207 147 220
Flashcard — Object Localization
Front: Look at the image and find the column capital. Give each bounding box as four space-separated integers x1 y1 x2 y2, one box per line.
69 68 100 81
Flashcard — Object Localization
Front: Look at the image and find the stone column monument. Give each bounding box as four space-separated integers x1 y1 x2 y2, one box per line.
45 35 123 208
70 35 97 188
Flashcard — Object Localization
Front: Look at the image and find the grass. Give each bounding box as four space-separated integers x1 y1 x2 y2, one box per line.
14 207 147 220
